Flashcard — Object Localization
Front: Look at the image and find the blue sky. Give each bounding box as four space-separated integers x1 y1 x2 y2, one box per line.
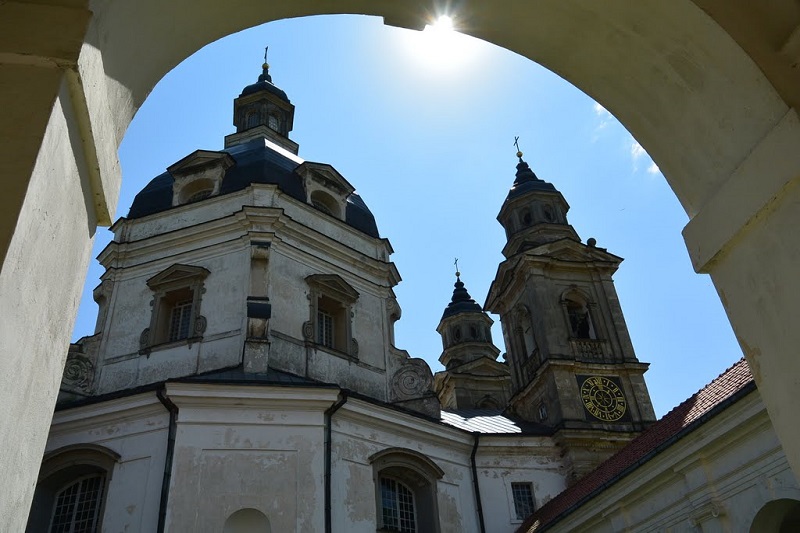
72 14 741 417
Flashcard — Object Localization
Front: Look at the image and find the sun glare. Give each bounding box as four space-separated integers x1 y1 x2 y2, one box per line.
432 15 454 32
401 13 482 71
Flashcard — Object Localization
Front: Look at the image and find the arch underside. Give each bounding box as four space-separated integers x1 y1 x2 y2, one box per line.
4 0 800 530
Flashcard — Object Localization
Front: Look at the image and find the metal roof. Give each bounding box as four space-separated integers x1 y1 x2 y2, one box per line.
441 409 553 435
126 138 380 238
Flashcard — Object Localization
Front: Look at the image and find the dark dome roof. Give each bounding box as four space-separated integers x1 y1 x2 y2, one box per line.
126 138 380 238
441 277 485 320
240 65 290 101
505 159 556 201
240 80 289 101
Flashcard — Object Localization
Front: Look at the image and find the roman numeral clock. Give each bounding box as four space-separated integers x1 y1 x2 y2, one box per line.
578 375 629 423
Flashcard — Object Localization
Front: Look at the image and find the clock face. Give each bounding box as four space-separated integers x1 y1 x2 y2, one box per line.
580 376 627 422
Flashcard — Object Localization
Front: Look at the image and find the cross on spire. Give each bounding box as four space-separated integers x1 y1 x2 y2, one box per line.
514 136 524 161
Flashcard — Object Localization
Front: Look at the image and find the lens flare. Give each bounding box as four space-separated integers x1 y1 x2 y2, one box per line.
432 15 454 32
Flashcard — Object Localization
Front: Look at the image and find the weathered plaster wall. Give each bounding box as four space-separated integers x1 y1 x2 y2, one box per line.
165 386 334 532
476 438 567 533
96 234 250 392
332 403 477 532
45 394 169 532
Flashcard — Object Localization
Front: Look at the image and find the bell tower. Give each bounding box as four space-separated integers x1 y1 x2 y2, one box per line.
485 148 656 481
433 270 510 410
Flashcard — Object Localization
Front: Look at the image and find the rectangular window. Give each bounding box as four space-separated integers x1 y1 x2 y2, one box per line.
317 309 334 348
511 482 535 520
168 299 193 342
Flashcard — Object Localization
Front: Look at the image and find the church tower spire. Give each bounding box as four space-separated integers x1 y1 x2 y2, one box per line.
485 151 656 482
497 147 580 258
433 268 510 410
225 48 298 153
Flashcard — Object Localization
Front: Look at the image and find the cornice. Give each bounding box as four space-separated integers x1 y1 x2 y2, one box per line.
49 392 167 435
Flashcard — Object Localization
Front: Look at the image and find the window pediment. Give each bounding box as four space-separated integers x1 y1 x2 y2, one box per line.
141 264 210 353
296 162 355 197
168 150 234 207
167 150 235 178
147 264 210 290
306 274 359 303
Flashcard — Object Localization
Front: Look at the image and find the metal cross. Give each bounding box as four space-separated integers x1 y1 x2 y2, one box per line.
454 258 460 276
264 46 269 64
514 136 521 152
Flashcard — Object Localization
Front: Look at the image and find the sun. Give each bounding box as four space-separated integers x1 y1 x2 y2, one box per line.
432 15 454 32
400 14 482 71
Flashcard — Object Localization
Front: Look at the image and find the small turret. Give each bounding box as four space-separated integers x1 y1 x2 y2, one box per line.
497 148 579 258
226 47 298 153
434 266 510 410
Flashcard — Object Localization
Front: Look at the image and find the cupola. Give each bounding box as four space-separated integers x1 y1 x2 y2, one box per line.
225 49 298 153
434 268 508 410
497 149 579 258
436 270 499 370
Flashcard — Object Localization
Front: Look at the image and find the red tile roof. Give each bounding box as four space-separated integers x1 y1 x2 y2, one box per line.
517 358 754 533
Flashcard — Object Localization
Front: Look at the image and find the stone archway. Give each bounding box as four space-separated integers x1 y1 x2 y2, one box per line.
3 1 800 530
750 499 800 533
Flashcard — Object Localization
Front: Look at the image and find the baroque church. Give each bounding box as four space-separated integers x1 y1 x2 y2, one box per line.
27 59 799 533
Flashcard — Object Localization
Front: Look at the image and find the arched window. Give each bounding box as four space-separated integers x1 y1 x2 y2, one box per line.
176 177 217 206
750 498 800 532
49 474 106 532
246 111 260 129
310 190 341 219
186 189 212 203
477 395 501 409
564 297 596 339
267 114 279 131
370 448 444 533
224 508 271 533
379 477 416 533
26 444 119 533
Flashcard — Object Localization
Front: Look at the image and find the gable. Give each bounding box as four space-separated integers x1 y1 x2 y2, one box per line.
306 273 359 303
147 264 210 289
527 238 623 264
296 161 355 196
450 356 510 377
167 149 235 178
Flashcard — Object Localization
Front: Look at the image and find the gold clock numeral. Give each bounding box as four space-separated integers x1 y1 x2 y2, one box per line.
580 375 628 422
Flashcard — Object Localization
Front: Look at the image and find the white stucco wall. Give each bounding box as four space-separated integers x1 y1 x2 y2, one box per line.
476 438 567 533
39 383 573 532
44 393 170 532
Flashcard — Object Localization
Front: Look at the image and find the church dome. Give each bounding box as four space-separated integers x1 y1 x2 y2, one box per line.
441 276 484 320
126 138 380 238
505 158 556 201
240 62 290 101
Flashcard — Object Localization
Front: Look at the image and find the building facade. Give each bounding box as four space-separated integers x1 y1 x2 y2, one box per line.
26 59 795 533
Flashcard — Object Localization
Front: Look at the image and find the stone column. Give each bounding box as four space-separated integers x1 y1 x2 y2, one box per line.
683 109 800 479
